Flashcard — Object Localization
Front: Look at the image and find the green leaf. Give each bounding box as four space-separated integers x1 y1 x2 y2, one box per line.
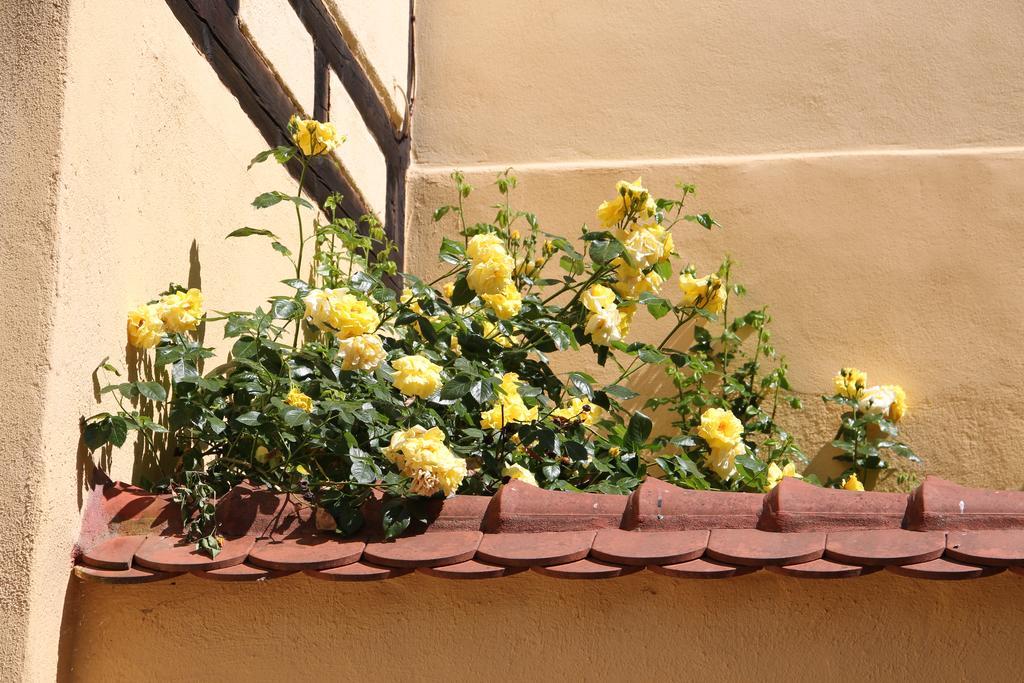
625 411 653 449
109 415 129 447
272 241 293 258
604 384 639 400
83 417 112 450
349 450 380 484
136 381 167 403
382 500 412 539
252 191 284 209
281 407 310 427
272 299 300 320
568 372 594 399
684 213 719 230
235 411 261 426
588 238 624 264
248 146 294 169
433 205 452 222
226 226 279 239
440 374 474 400
450 277 475 306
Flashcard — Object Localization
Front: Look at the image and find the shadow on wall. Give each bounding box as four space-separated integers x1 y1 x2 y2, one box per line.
76 241 205 507
56 571 1024 681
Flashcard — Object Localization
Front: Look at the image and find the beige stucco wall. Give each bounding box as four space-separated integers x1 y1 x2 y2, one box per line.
409 0 1024 489
4 1 1024 681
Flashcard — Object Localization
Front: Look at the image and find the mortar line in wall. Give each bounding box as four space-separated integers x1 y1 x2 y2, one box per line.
410 144 1024 175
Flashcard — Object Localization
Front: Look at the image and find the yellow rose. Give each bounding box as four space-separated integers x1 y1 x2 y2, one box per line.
678 273 726 313
285 386 314 412
337 333 386 372
585 306 623 346
502 463 538 487
612 264 664 299
842 473 865 491
441 282 455 299
303 288 380 339
467 233 507 261
481 282 523 320
391 354 442 399
705 441 745 481
383 425 465 497
834 367 867 399
617 304 635 339
160 288 204 333
127 304 165 349
582 284 616 313
449 334 462 356
618 224 671 270
596 178 656 227
551 397 603 426
765 461 802 491
481 319 514 348
887 384 907 422
697 407 744 451
289 115 343 156
467 253 514 295
480 373 539 429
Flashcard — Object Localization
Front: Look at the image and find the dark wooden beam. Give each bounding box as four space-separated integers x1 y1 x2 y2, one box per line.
313 46 330 122
165 0 368 223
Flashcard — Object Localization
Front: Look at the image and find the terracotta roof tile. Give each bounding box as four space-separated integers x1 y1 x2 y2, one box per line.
706 529 826 566
887 557 1001 580
533 558 641 579
476 530 596 567
825 529 945 566
195 563 291 582
589 528 708 566
761 478 908 531
362 530 483 568
134 534 255 572
72 476 1024 583
306 562 412 581
648 558 759 579
419 559 524 580
767 558 880 579
248 536 365 571
945 530 1024 566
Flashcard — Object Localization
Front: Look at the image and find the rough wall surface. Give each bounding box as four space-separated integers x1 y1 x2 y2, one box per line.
65 572 1024 682
408 0 1024 488
0 1 69 680
4 1 1023 681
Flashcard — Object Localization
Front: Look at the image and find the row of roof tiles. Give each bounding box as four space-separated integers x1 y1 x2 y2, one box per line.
74 476 1024 584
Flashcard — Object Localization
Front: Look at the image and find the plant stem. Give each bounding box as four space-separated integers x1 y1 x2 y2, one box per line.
291 159 309 349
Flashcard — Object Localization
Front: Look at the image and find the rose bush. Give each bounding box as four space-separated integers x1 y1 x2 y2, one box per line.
83 116 918 555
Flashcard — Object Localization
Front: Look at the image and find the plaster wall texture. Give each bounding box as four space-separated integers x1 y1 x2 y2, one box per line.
407 0 1024 490
62 571 1024 682
2 0 307 679
3 1 1023 682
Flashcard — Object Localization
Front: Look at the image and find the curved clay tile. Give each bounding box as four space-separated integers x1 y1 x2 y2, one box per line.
133 534 255 572
648 558 759 579
248 536 366 571
194 563 292 581
825 529 945 566
74 564 180 584
705 528 826 566
305 562 413 581
419 559 525 580
945 530 1024 566
362 530 483 568
760 478 909 532
476 530 596 567
766 558 879 579
482 481 626 533
533 558 641 579
623 478 763 531
589 528 708 566
887 557 1002 580
906 476 1024 531
80 535 148 570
